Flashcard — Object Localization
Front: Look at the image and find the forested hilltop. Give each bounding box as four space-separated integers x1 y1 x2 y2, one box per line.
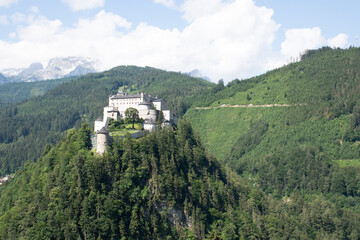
1 47 360 239
0 77 76 106
186 47 360 184
0 66 213 174
1 121 359 239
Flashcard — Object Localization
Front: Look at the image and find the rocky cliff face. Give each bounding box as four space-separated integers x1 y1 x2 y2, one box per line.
1 57 96 82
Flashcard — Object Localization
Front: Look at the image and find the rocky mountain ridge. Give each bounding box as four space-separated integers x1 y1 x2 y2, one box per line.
1 57 97 83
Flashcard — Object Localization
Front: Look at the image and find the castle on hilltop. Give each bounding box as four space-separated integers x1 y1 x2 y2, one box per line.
94 91 177 154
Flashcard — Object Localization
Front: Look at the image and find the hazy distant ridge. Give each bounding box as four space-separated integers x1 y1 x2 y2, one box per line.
0 73 8 84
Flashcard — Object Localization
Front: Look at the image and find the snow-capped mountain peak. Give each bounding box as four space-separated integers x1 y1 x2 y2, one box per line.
184 69 211 82
1 57 97 82
45 57 95 79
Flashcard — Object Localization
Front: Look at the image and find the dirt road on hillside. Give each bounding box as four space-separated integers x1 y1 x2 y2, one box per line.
193 104 291 109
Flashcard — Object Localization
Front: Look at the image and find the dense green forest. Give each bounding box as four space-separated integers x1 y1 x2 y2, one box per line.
1 121 359 239
0 66 212 174
184 47 360 237
1 47 360 239
0 77 75 106
186 47 360 165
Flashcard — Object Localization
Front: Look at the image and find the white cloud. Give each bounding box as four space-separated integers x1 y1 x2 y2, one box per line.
28 6 39 14
175 0 280 80
0 15 7 25
281 27 325 59
17 16 63 42
62 0 105 11
0 1 350 83
0 1 281 82
11 12 26 23
0 10 131 68
181 0 223 22
0 0 17 8
328 33 348 48
266 28 348 70
8 32 16 39
154 0 176 9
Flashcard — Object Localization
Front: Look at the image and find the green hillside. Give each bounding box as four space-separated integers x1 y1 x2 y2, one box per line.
1 122 359 239
185 47 360 198
1 47 360 239
0 77 75 107
190 47 359 111
0 66 213 174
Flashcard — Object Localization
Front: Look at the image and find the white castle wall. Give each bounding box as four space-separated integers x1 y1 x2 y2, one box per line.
94 120 105 132
138 103 151 111
153 100 166 111
106 110 119 121
163 110 171 121
163 110 177 124
109 93 144 113
103 106 117 122
139 109 157 122
144 122 156 131
94 92 177 153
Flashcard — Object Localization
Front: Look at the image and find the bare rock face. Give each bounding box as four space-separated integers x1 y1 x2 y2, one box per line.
18 62 44 76
1 57 97 82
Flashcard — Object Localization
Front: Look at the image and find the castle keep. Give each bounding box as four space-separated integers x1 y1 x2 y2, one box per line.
94 91 177 154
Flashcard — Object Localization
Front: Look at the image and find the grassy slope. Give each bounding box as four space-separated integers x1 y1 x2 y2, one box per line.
213 71 289 106
185 47 360 166
187 107 351 162
186 107 286 161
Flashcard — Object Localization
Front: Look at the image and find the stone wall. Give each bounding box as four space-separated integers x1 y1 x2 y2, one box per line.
96 133 108 155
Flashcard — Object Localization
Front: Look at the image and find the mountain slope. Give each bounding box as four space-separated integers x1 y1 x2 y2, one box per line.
0 77 76 106
1 122 359 239
185 47 360 197
0 66 213 174
0 73 8 85
0 122 252 239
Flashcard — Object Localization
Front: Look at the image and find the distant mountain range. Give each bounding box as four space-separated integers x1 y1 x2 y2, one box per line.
184 69 211 81
1 57 97 83
2 48 360 239
0 73 8 84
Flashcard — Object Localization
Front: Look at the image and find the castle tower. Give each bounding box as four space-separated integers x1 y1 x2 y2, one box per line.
96 127 109 155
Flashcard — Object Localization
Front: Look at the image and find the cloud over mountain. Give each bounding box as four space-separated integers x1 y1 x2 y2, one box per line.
281 27 325 59
0 1 350 82
328 33 348 48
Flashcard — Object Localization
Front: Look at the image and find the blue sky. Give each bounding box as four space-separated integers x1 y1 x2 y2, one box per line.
0 0 356 82
255 0 360 48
